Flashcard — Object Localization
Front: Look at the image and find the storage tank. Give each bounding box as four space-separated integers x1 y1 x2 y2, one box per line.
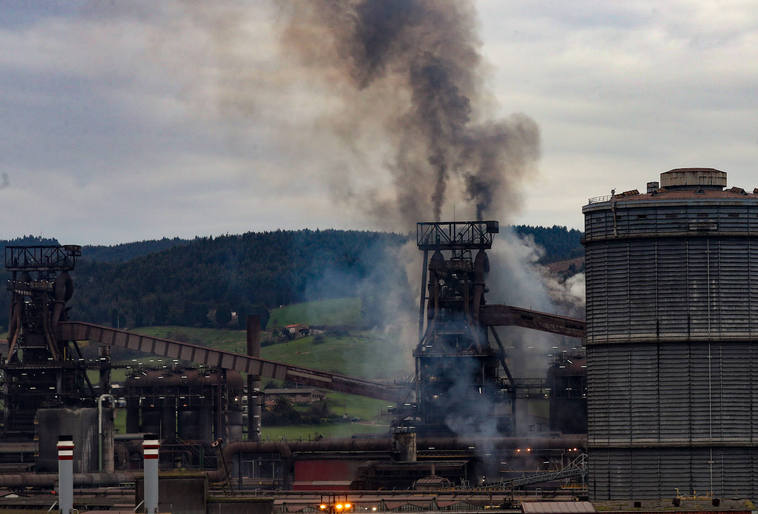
583 168 758 499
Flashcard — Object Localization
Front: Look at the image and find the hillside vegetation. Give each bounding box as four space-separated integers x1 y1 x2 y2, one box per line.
0 226 583 331
267 298 362 328
512 225 583 263
82 237 189 263
127 317 410 380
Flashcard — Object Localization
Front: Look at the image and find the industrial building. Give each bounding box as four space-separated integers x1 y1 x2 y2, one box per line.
0 224 588 506
4 167 758 508
584 168 758 499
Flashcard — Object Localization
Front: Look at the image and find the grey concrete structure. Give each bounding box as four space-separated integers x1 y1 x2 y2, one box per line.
583 168 758 499
38 407 112 473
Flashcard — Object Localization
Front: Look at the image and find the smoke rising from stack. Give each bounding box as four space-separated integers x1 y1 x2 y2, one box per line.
277 1 582 427
164 0 580 438
279 0 540 225
168 0 539 227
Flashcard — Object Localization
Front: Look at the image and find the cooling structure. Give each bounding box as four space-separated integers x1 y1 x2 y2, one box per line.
584 168 758 499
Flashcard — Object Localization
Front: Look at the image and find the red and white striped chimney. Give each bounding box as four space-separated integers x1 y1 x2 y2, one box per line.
57 435 74 513
142 434 160 513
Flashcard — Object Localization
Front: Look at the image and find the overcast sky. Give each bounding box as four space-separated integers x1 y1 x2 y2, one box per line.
1 1 756 245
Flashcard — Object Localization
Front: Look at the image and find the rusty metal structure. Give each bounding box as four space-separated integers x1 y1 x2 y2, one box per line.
584 168 758 499
0 233 589 494
1 245 100 439
0 237 585 445
409 221 510 434
404 221 585 436
57 321 406 402
124 368 243 444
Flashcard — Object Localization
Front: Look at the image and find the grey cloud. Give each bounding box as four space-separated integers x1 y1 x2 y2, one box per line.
0 1 756 242
478 0 758 228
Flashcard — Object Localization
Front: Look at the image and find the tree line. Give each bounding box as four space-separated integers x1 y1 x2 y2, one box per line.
0 226 583 331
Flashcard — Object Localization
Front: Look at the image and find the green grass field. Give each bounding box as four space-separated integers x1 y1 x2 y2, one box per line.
117 322 411 381
131 325 248 354
83 297 409 439
114 406 126 433
260 332 410 380
267 298 362 329
325 392 391 420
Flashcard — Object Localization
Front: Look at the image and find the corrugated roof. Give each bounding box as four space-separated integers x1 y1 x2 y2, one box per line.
521 501 596 513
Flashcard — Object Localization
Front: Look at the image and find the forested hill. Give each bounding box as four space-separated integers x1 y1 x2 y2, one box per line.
512 225 584 262
72 230 409 328
82 237 190 263
0 236 190 262
0 226 583 330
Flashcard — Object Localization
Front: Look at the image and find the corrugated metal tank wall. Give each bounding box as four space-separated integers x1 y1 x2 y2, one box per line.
583 170 758 500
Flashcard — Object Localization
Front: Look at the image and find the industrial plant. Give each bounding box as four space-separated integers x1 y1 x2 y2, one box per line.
2 168 758 512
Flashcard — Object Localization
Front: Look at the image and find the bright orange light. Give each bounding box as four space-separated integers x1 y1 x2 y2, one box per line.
336 504 344 511
320 505 327 510
526 448 531 452
345 504 352 510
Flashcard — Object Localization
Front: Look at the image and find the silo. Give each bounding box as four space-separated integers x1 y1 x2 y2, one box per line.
583 168 758 499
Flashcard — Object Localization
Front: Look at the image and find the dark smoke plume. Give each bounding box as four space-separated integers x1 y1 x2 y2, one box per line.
280 0 540 224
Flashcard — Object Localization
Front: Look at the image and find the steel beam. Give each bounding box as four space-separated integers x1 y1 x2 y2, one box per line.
479 305 585 339
57 322 406 402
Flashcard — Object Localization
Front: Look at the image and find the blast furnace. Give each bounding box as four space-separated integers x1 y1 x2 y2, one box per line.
408 221 515 435
2 245 103 439
584 168 758 499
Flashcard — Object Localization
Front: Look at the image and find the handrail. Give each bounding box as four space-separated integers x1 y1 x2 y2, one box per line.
588 194 612 204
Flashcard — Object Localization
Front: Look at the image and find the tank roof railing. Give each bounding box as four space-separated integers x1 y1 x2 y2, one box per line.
588 195 612 204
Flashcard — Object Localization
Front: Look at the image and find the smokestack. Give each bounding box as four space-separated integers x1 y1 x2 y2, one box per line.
246 315 262 442
142 434 160 514
57 435 74 514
